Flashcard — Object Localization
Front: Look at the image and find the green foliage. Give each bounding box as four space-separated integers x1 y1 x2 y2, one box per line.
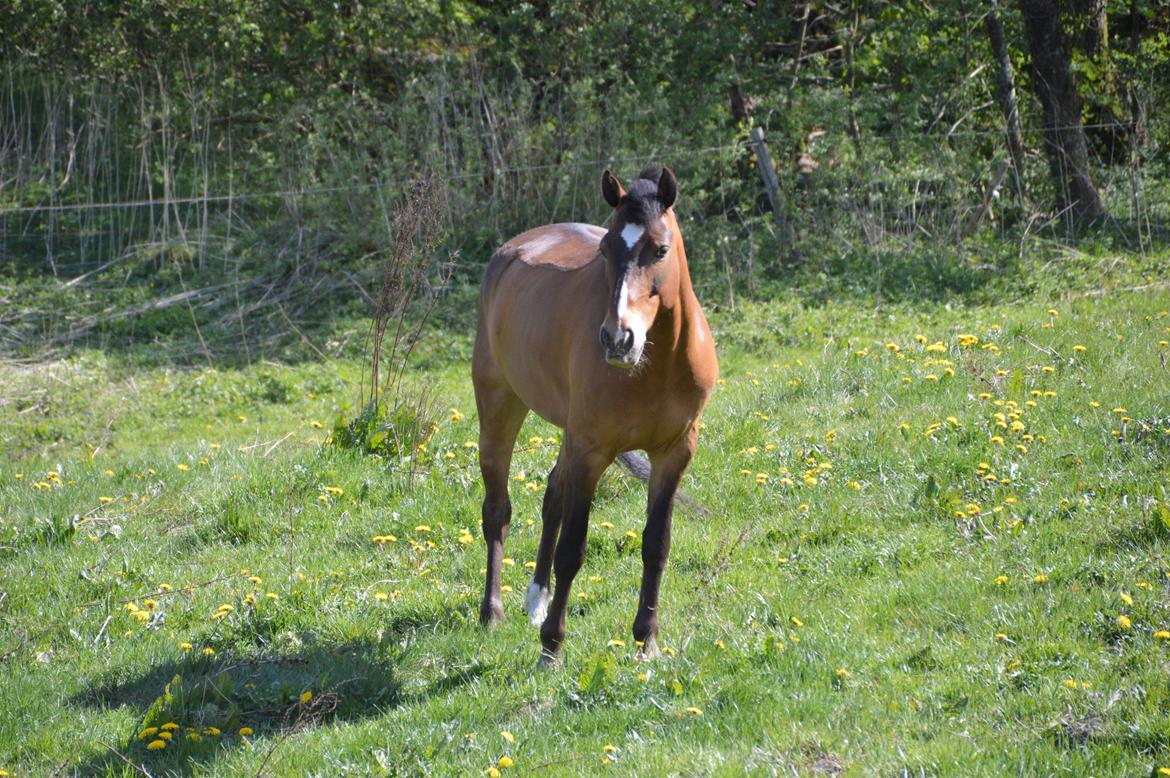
331 399 435 459
577 650 617 696
139 672 241 741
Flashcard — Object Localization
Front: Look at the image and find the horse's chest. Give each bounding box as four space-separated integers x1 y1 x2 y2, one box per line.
594 379 704 451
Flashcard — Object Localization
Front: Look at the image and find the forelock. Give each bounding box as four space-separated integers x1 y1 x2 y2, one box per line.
620 177 663 225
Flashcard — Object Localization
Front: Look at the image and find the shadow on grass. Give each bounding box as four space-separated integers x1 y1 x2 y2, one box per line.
72 614 487 776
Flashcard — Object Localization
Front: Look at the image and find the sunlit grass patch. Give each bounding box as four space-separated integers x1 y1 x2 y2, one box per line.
1 290 1169 775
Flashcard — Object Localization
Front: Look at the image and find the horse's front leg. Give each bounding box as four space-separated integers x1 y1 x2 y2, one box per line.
526 455 563 625
539 439 611 666
633 428 696 659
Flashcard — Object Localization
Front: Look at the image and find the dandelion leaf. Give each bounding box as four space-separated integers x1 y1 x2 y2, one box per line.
577 651 616 694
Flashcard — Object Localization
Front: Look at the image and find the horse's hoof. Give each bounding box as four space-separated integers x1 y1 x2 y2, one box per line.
539 648 563 669
635 638 661 661
479 600 504 629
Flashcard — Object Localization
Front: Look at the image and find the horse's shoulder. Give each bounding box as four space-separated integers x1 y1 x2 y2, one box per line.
503 223 603 272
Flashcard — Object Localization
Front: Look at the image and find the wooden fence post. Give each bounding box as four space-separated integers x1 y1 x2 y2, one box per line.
963 158 1012 238
750 127 797 252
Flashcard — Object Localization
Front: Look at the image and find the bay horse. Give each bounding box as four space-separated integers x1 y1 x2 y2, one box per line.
473 166 718 665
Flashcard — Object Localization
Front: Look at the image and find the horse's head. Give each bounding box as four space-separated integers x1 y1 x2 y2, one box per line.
597 166 681 369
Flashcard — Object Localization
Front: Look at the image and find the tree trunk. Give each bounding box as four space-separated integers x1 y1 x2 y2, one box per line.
984 0 1027 201
1017 0 1106 223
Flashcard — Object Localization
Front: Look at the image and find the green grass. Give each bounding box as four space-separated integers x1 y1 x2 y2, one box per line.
2 285 1170 776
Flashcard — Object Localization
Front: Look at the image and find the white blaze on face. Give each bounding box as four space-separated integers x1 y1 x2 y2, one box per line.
614 274 650 358
620 222 644 249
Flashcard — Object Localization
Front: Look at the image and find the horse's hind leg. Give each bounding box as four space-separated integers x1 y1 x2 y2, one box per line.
526 451 564 624
474 377 528 629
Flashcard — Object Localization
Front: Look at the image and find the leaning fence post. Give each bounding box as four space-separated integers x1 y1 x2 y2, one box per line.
750 126 797 252
963 158 1012 238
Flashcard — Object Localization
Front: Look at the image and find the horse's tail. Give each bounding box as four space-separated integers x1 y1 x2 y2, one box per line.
616 451 709 517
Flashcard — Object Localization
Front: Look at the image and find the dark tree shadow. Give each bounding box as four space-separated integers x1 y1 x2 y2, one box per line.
72 609 487 776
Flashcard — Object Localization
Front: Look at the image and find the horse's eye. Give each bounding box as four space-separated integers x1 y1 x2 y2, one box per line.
655 244 669 259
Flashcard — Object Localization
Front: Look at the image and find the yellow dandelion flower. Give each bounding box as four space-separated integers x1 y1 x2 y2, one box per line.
161 722 179 731
239 726 253 736
203 726 221 736
994 576 1009 585
1120 592 1133 606
300 691 313 704
498 756 515 768
1117 614 1132 629
835 668 851 678
608 639 625 648
147 739 166 750
202 647 215 656
1033 574 1048 584
685 706 703 716
1154 630 1170 641
138 727 159 740
486 769 501 778
157 731 173 741
414 525 431 533
176 463 190 472
790 616 804 628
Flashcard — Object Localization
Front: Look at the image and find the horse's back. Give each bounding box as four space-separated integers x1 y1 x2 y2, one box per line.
501 223 605 271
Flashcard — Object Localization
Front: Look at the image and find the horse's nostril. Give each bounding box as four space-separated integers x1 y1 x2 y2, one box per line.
598 326 612 349
621 328 635 350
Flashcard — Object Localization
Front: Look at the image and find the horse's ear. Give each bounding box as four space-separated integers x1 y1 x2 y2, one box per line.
601 170 625 208
657 167 678 210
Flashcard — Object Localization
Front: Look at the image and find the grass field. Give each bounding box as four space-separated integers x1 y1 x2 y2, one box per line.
2 271 1170 775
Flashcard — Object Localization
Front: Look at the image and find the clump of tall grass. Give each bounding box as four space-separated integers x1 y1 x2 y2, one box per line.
332 172 449 459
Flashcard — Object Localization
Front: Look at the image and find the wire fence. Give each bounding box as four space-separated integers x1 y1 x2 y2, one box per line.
1 73 1164 364
0 122 1139 217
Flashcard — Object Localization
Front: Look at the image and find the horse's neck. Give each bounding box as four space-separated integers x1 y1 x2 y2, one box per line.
649 257 702 366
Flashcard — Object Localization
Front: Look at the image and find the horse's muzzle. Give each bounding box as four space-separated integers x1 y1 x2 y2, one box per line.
599 325 637 368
